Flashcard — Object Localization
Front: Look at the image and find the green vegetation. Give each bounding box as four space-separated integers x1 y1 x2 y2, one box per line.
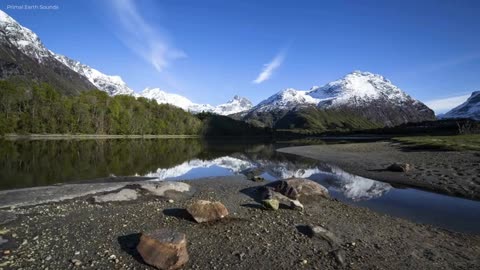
0 138 205 190
394 134 480 151
197 112 273 137
275 107 382 133
0 81 202 135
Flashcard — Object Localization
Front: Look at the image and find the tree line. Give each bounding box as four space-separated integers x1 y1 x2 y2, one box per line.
0 81 203 135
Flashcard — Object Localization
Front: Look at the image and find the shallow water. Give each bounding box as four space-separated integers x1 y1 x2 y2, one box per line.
0 138 479 233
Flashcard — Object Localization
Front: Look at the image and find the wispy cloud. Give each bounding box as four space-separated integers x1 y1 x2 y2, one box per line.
424 94 471 114
253 50 286 84
109 0 185 72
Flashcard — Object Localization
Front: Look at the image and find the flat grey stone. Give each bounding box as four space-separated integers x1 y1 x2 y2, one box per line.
93 189 138 203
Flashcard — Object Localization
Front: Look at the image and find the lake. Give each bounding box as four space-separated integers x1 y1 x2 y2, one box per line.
0 138 479 233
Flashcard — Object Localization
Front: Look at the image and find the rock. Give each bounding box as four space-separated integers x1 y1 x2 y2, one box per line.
273 180 299 199
259 186 304 210
141 182 192 198
271 178 329 201
289 199 304 211
71 259 82 266
242 168 266 182
309 225 341 248
93 189 138 203
137 229 189 270
262 199 279 210
186 200 229 223
332 249 346 266
386 163 412 172
252 176 265 182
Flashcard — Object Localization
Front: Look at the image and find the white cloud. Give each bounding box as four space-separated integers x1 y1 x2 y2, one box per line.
110 0 185 72
253 50 286 84
424 94 470 114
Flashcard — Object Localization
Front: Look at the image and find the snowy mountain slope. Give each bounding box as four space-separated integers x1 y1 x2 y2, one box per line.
140 87 198 111
443 91 480 120
53 54 134 96
309 71 411 107
0 9 50 61
212 95 253 115
0 9 132 96
254 88 318 112
0 9 95 94
140 88 252 115
244 71 435 127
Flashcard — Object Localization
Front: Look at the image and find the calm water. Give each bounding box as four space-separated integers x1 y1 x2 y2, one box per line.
0 138 479 234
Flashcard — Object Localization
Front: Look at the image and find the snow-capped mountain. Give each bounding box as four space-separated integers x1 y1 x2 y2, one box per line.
443 91 480 120
0 9 132 96
0 9 95 94
0 9 50 61
254 88 318 112
309 71 411 107
244 71 435 127
212 95 253 115
53 54 134 96
254 71 418 111
140 87 252 115
140 87 202 111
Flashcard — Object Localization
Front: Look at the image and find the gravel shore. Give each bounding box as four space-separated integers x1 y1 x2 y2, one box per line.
278 142 480 200
1 176 479 270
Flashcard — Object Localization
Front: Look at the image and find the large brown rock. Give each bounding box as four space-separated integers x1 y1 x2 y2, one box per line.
137 229 189 270
186 200 229 223
274 178 329 201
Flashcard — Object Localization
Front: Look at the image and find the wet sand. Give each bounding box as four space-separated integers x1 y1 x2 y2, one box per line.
278 142 480 200
0 176 479 270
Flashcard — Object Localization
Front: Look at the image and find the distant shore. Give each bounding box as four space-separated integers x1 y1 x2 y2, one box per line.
1 134 201 140
278 142 480 200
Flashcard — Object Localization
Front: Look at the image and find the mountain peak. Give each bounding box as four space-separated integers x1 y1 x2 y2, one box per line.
308 71 406 105
443 91 480 120
0 9 51 62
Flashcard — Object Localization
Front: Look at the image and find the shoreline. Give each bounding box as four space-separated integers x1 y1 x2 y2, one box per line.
0 176 478 269
278 142 480 201
1 134 201 140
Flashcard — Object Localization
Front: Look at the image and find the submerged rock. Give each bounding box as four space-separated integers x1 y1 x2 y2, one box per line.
137 229 189 270
186 200 229 223
93 189 138 203
386 163 413 172
262 199 280 210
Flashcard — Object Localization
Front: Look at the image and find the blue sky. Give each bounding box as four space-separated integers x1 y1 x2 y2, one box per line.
3 0 480 113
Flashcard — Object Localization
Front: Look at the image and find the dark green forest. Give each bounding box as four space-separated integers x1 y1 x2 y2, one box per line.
0 81 203 135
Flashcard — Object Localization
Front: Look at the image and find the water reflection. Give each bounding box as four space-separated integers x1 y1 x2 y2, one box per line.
140 151 391 202
1 138 479 233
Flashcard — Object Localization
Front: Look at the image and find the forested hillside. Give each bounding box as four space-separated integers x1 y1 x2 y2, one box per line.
0 81 203 135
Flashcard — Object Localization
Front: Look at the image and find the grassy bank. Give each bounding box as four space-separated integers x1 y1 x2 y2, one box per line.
393 134 480 151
